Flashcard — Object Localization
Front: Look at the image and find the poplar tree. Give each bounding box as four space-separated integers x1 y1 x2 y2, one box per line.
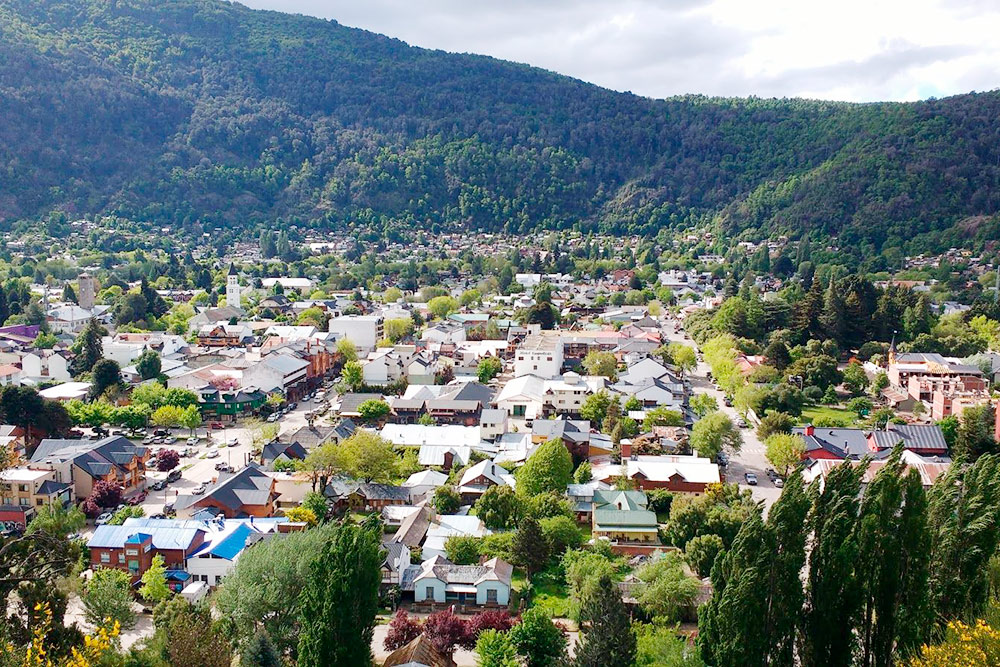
856 447 930 667
801 461 865 667
698 474 809 667
926 453 1000 624
296 523 382 667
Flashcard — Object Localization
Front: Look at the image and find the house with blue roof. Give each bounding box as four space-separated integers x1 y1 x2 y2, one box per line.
88 516 288 587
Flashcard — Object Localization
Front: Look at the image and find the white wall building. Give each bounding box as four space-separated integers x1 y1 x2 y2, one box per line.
328 314 384 353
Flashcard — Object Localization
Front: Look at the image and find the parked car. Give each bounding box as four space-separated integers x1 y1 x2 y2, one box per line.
774 477 785 488
266 414 279 423
288 402 297 410
723 397 733 407
192 484 207 495
153 429 169 436
166 469 182 483
164 504 174 516
128 492 147 505
717 452 729 467
150 480 166 491
208 421 225 430
95 512 113 526
206 449 220 459
744 472 759 486
184 447 197 457
149 513 167 520
736 418 748 428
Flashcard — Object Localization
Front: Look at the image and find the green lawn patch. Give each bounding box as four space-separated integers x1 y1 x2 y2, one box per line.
799 405 861 427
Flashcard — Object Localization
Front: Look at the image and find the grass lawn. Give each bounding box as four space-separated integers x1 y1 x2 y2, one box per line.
799 405 861 427
524 567 573 619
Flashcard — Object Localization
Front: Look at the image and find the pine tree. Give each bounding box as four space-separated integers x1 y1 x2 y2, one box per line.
140 277 168 318
574 573 636 667
511 516 549 580
72 317 106 375
698 475 809 667
793 278 824 342
856 446 931 667
926 454 1000 625
802 461 865 666
242 630 281 667
819 278 846 346
297 523 382 666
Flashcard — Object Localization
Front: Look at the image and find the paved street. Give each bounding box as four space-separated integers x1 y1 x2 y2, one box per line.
664 323 782 509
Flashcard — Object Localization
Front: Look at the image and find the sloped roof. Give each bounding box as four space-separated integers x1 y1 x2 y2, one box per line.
31 436 146 479
174 463 274 512
383 634 456 667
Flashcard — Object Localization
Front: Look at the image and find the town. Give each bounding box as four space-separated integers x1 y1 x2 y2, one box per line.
2 228 1000 666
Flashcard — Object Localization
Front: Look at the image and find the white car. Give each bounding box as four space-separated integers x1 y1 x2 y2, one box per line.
95 512 114 526
206 449 220 459
192 484 207 495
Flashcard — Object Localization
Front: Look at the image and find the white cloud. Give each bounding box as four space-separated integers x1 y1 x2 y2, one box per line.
237 0 1000 101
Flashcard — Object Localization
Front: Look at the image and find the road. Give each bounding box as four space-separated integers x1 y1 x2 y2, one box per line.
664 323 782 509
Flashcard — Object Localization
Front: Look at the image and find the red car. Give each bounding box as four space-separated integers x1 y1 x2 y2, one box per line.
128 492 147 505
208 421 225 430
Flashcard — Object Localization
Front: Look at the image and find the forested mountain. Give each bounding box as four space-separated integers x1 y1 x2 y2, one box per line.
2 0 1000 254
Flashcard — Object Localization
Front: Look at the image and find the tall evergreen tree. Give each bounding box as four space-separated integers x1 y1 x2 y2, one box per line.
574 573 636 667
793 278 824 342
856 447 931 667
698 475 809 667
71 317 106 375
801 461 865 667
819 278 846 346
140 277 169 318
926 454 1000 624
296 523 382 667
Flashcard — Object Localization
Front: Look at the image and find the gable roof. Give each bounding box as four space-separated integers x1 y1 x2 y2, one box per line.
31 436 146 479
174 463 274 512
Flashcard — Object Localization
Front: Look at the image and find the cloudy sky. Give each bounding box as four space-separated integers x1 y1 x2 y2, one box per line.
237 0 999 102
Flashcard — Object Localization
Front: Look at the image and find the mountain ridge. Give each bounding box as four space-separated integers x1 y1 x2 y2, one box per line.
1 0 999 256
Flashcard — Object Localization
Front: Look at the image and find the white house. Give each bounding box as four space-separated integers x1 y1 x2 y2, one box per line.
21 351 71 382
363 349 405 386
242 354 308 395
412 555 512 607
515 273 542 289
401 470 449 502
479 408 508 441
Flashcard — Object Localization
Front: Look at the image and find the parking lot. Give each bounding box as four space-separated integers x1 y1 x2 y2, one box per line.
84 388 335 528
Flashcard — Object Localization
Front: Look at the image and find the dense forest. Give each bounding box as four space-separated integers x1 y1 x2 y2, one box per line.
2 0 1000 255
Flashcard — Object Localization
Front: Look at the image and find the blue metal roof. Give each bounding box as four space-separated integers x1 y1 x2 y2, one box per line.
209 523 254 561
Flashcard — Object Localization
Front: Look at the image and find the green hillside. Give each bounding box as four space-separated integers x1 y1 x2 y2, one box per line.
1 0 999 254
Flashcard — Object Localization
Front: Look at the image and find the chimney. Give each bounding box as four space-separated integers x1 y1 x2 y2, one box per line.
804 424 815 436
621 440 632 459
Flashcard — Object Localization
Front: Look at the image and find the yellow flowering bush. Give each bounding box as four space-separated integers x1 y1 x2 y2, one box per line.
909 619 1000 667
15 603 120 667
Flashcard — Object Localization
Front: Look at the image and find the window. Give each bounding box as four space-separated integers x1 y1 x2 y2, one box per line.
100 553 110 563
425 586 435 600
127 560 139 572
118 553 125 564
36 499 44 506
487 589 498 603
